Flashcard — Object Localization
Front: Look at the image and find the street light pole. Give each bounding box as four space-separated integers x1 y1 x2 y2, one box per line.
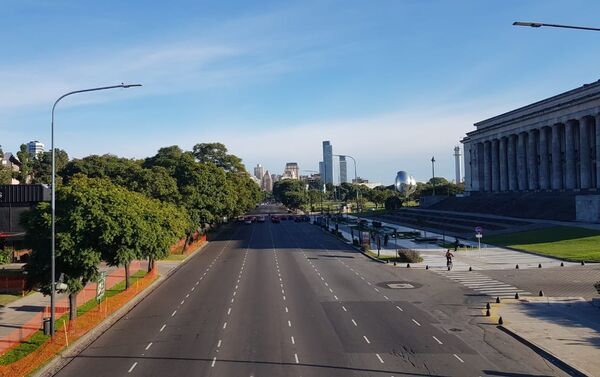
513 21 600 32
50 83 141 338
431 156 436 196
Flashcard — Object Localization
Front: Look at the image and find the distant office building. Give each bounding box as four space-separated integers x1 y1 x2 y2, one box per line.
271 173 281 183
322 141 333 185
261 170 273 192
339 156 348 183
282 162 299 180
352 177 369 184
253 164 264 180
27 141 44 157
319 161 325 182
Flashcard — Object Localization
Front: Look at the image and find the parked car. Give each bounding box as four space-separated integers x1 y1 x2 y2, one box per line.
271 216 280 223
257 216 266 223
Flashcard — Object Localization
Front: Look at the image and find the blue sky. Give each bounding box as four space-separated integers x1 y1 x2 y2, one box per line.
2 1 600 184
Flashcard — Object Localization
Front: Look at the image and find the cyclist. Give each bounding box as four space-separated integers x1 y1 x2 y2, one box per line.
445 249 454 268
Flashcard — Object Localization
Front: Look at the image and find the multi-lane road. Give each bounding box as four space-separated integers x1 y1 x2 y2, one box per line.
53 205 567 376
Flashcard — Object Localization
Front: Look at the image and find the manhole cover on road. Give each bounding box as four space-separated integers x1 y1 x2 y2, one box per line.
387 283 415 289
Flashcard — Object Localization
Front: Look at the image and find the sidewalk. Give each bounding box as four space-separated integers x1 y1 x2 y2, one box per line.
0 261 144 354
495 297 600 377
331 217 580 270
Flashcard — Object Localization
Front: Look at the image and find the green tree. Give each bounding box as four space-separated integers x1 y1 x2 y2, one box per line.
30 149 69 184
192 142 244 173
15 144 32 184
273 180 307 209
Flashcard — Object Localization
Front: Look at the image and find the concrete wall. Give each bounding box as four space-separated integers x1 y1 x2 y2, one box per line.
576 195 600 223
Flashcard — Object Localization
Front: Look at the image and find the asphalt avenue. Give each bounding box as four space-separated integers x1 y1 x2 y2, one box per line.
52 205 568 377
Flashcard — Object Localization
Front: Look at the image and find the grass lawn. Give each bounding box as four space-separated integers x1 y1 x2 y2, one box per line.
484 226 600 262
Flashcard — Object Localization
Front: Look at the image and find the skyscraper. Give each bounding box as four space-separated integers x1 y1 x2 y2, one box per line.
253 164 264 180
261 170 273 192
322 140 333 185
339 156 348 184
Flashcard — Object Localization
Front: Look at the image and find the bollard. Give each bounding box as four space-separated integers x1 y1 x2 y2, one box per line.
538 263 542 268
581 261 585 266
425 265 429 270
515 264 519 269
469 266 472 271
406 263 410 268
498 316 504 325
561 262 564 267
486 309 491 317
514 292 520 299
539 290 544 297
393 262 396 266
496 296 501 304
486 302 491 310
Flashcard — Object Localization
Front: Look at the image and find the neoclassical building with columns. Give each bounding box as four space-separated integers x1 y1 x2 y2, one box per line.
462 80 600 194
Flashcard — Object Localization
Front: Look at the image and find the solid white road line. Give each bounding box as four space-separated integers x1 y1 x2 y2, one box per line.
128 362 138 373
412 319 421 326
363 336 371 344
376 354 384 364
432 336 443 345
453 354 464 363
145 342 153 350
160 324 166 332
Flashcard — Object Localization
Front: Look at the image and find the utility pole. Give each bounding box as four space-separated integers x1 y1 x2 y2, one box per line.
431 156 436 196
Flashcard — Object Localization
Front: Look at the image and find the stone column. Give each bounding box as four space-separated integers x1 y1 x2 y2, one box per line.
491 139 500 192
539 127 550 189
477 142 485 191
507 134 517 191
579 116 592 189
517 132 528 190
551 124 563 190
596 114 600 189
499 137 508 191
527 129 538 190
565 120 577 189
483 141 492 192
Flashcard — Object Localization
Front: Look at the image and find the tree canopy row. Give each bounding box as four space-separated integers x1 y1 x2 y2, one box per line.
21 143 261 321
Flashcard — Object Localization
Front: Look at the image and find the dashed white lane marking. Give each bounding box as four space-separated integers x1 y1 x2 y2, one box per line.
351 319 358 326
324 282 329 286
363 335 371 344
181 300 185 305
412 319 421 326
334 295 339 300
376 353 384 364
432 336 443 345
145 342 153 350
217 339 222 348
288 320 292 327
227 307 231 315
291 336 295 344
223 322 227 329
367 282 372 285
211 357 217 367
231 298 235 303
186 294 189 298
283 295 286 300
374 288 379 292
285 307 289 313
396 305 404 312
342 306 347 312
383 295 389 300
160 324 166 332
329 288 333 293
171 310 177 317
128 362 138 373
233 291 237 296
294 353 299 364
453 354 465 363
